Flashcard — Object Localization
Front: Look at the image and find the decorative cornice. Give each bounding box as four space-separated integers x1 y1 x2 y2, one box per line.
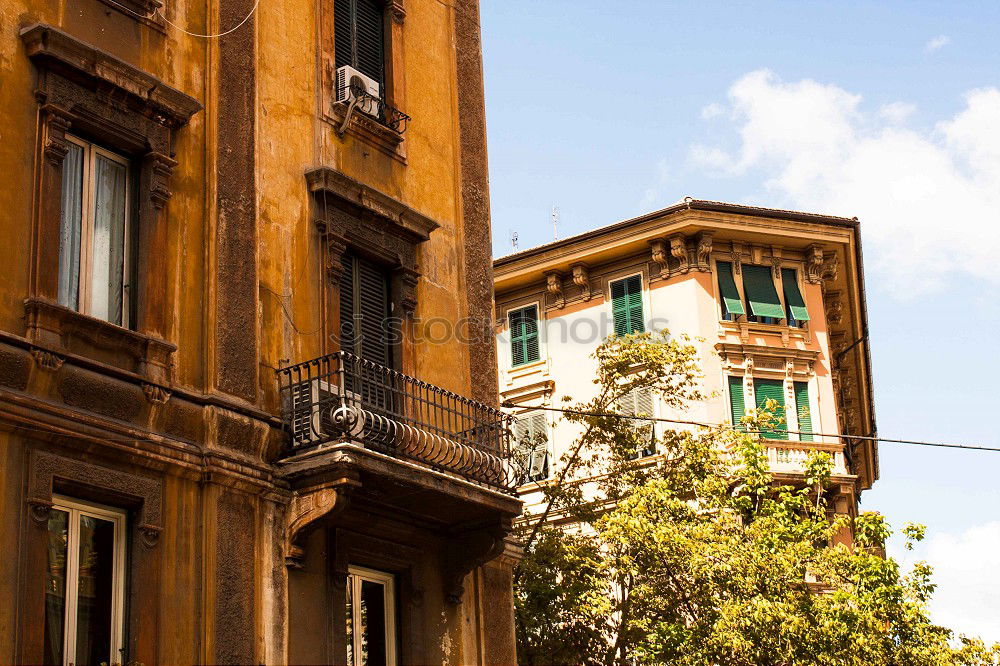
305 167 439 241
20 24 202 127
715 342 820 364
30 347 64 371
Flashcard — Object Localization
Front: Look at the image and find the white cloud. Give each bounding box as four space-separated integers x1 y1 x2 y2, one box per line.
701 102 725 119
923 522 1000 643
878 101 917 124
690 70 1000 294
926 35 951 52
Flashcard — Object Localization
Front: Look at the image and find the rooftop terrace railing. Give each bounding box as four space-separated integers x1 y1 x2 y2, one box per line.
277 351 514 493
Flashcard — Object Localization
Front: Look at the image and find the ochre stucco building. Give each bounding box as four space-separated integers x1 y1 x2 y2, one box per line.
494 200 877 543
0 0 520 664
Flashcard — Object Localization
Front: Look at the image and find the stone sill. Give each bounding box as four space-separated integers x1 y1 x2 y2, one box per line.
325 104 407 164
23 297 175 385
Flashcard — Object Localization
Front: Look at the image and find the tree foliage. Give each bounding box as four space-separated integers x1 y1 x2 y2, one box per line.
513 332 999 666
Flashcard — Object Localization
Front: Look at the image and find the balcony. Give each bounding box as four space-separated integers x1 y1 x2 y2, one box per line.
764 440 849 476
277 351 514 494
337 82 411 134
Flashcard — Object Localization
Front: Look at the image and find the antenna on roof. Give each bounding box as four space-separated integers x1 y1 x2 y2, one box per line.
510 229 519 251
552 206 559 241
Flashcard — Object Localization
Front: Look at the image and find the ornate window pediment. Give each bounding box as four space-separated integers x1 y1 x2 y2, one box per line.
306 167 439 322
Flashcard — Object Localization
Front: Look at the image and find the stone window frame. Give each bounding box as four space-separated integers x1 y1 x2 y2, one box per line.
320 0 409 161
330 529 422 665
18 449 164 665
710 244 825 345
306 167 438 367
19 24 201 387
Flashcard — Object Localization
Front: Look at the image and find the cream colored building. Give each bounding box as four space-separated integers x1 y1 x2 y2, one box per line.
494 199 877 538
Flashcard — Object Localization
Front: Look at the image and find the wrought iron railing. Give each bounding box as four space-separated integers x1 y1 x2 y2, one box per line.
277 351 514 492
337 83 411 134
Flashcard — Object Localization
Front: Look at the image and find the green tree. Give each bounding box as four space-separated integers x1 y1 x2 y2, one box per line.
512 332 999 666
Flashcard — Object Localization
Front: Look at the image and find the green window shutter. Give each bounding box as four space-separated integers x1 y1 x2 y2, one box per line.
728 376 746 430
794 381 813 442
611 275 644 335
509 305 540 367
717 261 746 317
781 268 810 322
753 378 788 440
742 265 785 319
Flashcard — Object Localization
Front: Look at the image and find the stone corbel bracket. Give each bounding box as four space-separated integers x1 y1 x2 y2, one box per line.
649 239 670 280
669 234 689 275
444 517 512 604
545 271 564 309
285 473 361 569
571 263 591 301
694 232 714 272
805 244 825 284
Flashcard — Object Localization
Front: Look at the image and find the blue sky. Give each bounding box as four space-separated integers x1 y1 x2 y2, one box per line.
481 0 1000 640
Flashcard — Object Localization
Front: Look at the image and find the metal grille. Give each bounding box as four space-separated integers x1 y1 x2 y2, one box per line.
336 80 411 133
277 351 515 493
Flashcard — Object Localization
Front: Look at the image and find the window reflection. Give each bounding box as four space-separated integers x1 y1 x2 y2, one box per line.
44 498 125 666
44 509 69 666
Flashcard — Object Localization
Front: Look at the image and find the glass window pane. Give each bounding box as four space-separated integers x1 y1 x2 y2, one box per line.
90 154 128 325
58 143 84 311
360 579 386 666
44 509 69 666
74 515 116 666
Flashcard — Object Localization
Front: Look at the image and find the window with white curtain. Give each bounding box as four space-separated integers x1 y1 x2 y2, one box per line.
44 496 126 666
345 566 396 666
58 136 131 327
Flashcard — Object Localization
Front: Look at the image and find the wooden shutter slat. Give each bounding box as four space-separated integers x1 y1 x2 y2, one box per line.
728 376 746 430
334 0 353 70
717 261 746 317
611 276 644 336
794 381 813 442
509 305 539 366
753 378 788 440
354 0 384 87
357 256 389 366
339 254 357 353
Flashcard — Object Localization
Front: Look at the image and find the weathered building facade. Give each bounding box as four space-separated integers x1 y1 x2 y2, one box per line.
0 0 520 664
495 200 877 543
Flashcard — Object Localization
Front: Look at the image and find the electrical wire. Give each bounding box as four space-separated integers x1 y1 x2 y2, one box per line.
101 0 259 39
502 402 1000 454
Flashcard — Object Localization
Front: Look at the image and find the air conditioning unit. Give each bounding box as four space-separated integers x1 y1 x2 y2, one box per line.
336 65 381 117
287 378 364 445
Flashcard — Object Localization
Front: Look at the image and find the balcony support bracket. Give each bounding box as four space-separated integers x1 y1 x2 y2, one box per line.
443 517 512 604
284 473 361 569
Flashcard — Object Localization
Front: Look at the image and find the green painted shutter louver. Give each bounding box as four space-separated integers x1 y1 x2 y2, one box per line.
794 381 813 442
611 275 644 336
781 268 810 322
753 378 788 440
728 376 746 430
717 261 746 317
742 265 785 319
509 305 540 367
